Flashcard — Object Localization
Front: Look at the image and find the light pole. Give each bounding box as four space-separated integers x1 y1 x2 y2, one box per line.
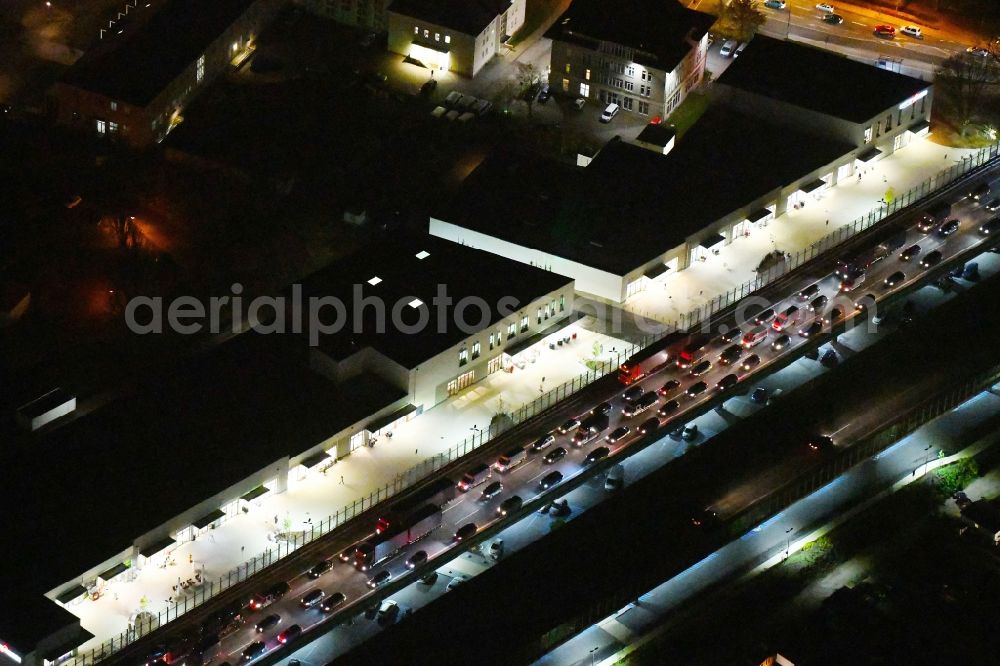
784 526 795 558
920 444 935 476
589 646 599 666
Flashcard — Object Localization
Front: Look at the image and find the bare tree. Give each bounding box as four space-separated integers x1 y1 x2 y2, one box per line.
936 51 1000 136
516 62 540 118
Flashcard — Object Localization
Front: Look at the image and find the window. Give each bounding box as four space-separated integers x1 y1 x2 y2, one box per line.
622 97 633 111
489 332 496 350
560 295 565 311
640 85 651 97
520 315 529 332
96 119 106 135
537 308 542 324
109 121 119 133
471 341 481 359
565 63 571 74
507 322 516 337
110 101 118 111
424 29 430 38
624 81 634 92
638 101 649 115
459 348 469 365
864 126 873 144
445 35 451 44
580 82 590 97
585 68 591 80
626 65 635 77
562 78 569 92
196 55 205 83
350 431 364 451
414 25 419 34
885 113 892 131
435 32 440 41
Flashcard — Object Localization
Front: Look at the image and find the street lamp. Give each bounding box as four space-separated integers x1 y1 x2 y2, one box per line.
784 527 795 558
919 444 936 476
589 647 599 666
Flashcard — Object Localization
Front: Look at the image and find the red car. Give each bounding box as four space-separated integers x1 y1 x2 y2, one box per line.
874 24 895 38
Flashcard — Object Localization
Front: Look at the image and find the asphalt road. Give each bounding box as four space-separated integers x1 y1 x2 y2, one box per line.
208 175 1000 666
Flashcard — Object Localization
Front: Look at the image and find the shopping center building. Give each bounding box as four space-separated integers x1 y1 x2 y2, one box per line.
430 36 933 303
0 233 572 666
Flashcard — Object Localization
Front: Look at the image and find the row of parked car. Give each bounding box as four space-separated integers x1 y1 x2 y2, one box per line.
430 91 494 122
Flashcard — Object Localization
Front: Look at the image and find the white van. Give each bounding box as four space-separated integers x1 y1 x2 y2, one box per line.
600 103 620 123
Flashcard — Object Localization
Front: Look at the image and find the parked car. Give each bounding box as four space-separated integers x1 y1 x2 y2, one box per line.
658 399 681 417
497 495 523 516
919 250 943 268
540 470 563 490
884 270 906 288
741 353 761 372
658 379 682 395
308 559 334 579
600 103 620 122
686 381 708 397
751 387 769 404
558 417 581 434
277 624 302 644
822 13 844 24
543 446 568 464
937 219 960 237
489 538 505 560
454 522 477 541
815 2 835 12
682 424 699 441
377 600 400 626
900 25 923 38
585 445 610 464
606 426 630 444
419 572 438 586
720 39 737 57
255 614 281 633
573 97 586 111
242 642 266 662
764 0 786 8
320 592 347 612
537 85 551 103
479 480 503 501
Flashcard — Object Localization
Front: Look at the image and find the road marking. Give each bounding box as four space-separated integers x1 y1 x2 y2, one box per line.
851 21 865 27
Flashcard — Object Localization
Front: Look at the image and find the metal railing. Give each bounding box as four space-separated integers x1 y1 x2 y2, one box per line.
75 141 1000 665
678 141 1000 330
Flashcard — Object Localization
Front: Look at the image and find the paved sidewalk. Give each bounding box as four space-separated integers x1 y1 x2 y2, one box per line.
68 319 629 651
625 136 979 324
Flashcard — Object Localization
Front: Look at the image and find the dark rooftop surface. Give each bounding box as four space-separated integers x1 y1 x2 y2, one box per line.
0 333 401 651
545 0 714 73
299 233 573 369
438 106 853 275
334 260 1000 666
59 0 258 107
635 122 677 147
388 0 510 36
716 35 930 124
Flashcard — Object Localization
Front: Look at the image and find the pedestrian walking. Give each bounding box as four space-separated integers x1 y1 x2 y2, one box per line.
857 172 862 182
825 219 829 226
340 475 345 485
415 448 418 455
274 515 278 525
188 554 193 564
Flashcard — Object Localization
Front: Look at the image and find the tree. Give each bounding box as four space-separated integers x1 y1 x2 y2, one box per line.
516 62 540 118
718 0 766 42
934 458 979 497
935 51 1000 137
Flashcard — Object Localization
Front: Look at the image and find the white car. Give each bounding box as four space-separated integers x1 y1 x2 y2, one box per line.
720 39 737 57
967 46 990 57
815 3 835 12
900 25 923 39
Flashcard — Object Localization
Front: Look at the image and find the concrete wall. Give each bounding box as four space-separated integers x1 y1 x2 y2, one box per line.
387 12 476 77
430 217 624 302
301 0 389 30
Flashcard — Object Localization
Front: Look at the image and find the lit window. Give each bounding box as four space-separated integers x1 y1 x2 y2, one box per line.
864 127 873 144
232 41 238 53
408 298 424 308
585 68 591 81
414 26 419 34
580 82 590 97
472 342 481 359
96 119 106 135
507 322 516 337
560 295 565 311
459 348 469 365
109 121 119 133
520 315 529 332
445 35 451 44
423 29 429 38
537 308 542 324
415 250 430 259
489 333 495 349
562 78 569 92
435 32 440 41
196 55 205 82
367 276 382 286
564 63 571 74
110 101 118 111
